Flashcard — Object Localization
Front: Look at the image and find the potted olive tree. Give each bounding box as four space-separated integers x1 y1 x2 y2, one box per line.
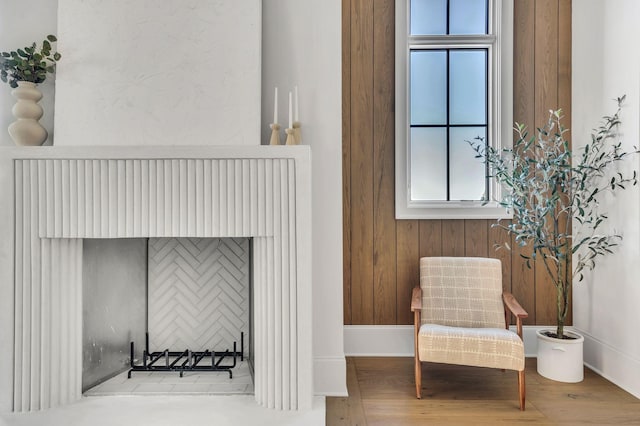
0 35 61 146
471 97 638 382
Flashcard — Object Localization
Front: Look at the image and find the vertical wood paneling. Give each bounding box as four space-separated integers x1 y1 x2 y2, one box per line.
419 220 442 258
489 221 516 324
558 0 572 326
514 0 536 129
511 0 538 325
511 237 536 325
342 0 353 325
534 0 560 117
558 0 572 117
372 0 397 325
343 0 571 326
488 221 513 294
441 220 465 256
350 0 375 324
464 219 488 257
396 221 419 325
534 0 561 326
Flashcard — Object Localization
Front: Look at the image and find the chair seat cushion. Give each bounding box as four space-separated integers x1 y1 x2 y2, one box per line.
418 324 524 371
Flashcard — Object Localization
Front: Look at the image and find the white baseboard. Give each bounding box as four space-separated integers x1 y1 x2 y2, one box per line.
344 325 415 357
314 356 348 397
578 328 640 399
344 325 546 358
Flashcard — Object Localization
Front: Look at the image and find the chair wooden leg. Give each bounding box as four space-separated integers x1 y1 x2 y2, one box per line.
413 309 422 399
518 369 526 411
415 356 422 399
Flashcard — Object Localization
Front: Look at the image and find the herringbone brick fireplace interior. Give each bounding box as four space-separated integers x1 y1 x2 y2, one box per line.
82 237 253 396
148 237 250 353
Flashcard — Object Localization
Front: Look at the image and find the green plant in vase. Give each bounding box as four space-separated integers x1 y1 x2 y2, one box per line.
0 35 61 146
0 35 61 87
471 96 638 340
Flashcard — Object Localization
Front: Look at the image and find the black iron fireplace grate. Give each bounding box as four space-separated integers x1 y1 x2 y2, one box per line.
128 332 244 379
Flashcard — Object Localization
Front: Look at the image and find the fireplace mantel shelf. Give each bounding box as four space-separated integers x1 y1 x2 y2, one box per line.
1 144 310 161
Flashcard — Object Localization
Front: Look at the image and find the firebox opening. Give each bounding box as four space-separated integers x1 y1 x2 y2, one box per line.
81 237 253 396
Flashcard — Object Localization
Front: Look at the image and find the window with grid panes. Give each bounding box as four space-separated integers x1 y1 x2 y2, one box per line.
395 0 513 219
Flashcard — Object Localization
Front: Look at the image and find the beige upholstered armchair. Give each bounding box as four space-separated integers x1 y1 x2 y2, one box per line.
411 257 528 410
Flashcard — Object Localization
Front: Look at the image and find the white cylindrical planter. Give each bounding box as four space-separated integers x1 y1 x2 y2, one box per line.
8 81 48 146
536 329 584 383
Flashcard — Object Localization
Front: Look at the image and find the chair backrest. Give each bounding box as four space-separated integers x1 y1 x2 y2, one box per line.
420 257 505 329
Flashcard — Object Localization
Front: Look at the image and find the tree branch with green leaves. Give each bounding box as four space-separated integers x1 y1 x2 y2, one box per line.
471 96 638 338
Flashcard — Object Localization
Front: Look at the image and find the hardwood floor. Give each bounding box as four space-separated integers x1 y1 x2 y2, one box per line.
326 357 640 425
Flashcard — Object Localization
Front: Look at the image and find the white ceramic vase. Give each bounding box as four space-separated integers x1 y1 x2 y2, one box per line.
536 329 584 383
8 81 48 146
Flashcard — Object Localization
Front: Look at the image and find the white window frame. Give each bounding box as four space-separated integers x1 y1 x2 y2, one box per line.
395 0 513 219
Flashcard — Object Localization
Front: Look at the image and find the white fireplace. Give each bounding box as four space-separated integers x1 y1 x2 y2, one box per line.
0 145 312 412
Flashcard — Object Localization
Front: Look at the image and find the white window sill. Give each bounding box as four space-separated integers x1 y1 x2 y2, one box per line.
395 201 512 220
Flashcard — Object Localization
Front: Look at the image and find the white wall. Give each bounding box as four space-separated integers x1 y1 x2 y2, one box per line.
0 0 347 398
55 0 261 146
573 0 640 398
0 0 58 146
262 0 347 396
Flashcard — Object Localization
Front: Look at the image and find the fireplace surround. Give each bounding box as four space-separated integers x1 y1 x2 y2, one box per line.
0 145 312 412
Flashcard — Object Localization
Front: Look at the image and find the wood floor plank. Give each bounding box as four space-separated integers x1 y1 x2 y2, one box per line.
327 357 640 425
535 400 640 425
326 357 367 426
325 396 352 426
362 400 550 425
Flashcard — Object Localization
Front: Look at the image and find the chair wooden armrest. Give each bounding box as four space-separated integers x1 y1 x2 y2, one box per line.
411 287 422 312
503 292 528 318
503 291 528 339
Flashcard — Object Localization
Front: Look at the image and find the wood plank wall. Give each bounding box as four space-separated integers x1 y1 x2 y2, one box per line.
342 0 572 326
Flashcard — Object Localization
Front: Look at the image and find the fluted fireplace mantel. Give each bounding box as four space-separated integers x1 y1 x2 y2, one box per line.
0 145 312 412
